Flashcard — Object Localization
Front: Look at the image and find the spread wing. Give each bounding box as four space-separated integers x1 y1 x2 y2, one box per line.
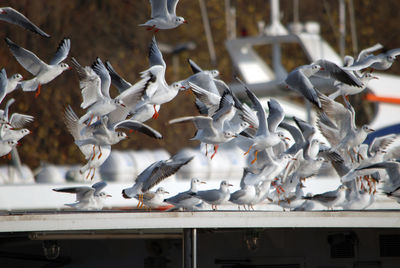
49 38 71 65
0 7 50 37
5 37 47 76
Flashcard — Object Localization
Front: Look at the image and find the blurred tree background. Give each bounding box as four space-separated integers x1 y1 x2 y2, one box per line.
0 0 399 169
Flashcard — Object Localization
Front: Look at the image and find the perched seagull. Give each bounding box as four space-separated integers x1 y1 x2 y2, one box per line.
229 184 256 210
136 36 185 119
53 181 111 210
122 154 194 207
0 68 23 104
0 7 50 37
64 105 111 180
164 178 206 211
302 185 347 210
5 37 70 97
135 187 170 209
194 180 232 210
140 0 187 32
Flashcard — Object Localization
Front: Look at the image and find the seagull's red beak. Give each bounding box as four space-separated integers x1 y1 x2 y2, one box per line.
319 67 325 71
183 20 188 24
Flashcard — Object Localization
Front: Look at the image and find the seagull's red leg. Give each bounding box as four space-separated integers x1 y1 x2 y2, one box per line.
152 105 159 119
210 145 219 159
35 84 41 98
205 144 208 156
98 146 102 159
154 28 160 33
91 145 96 160
251 150 259 164
147 25 155 31
91 168 96 180
244 145 252 155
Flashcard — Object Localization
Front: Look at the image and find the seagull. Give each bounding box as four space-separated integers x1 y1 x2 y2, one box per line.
0 125 30 141
312 59 363 87
134 187 170 209
0 98 34 127
136 36 185 119
194 180 232 210
5 37 71 97
53 181 111 210
284 63 323 108
317 92 374 162
106 61 161 122
343 47 400 71
179 59 223 96
302 185 347 210
240 81 286 164
343 43 383 68
164 178 206 211
71 57 128 125
122 154 194 207
168 114 238 159
229 183 256 210
0 139 17 158
140 0 187 32
75 114 162 159
0 68 23 104
64 105 111 180
328 72 378 100
0 7 50 37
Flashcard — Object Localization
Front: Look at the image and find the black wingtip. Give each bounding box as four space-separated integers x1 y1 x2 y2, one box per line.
122 189 131 199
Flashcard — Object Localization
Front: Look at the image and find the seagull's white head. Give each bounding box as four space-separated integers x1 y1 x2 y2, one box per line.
11 73 23 82
59 62 70 71
175 16 187 25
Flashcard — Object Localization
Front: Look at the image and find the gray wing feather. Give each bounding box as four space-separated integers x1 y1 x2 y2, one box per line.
167 0 180 15
105 60 133 93
149 36 166 68
187 58 203 74
113 119 163 139
0 7 50 37
0 68 7 104
49 38 70 65
141 156 193 192
91 57 111 99
267 98 284 133
150 0 168 18
5 37 47 76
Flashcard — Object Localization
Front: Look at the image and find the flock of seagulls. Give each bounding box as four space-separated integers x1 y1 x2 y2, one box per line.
1 2 400 212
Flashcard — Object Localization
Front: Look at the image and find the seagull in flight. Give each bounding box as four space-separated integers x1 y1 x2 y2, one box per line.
140 0 187 32
5 37 70 97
